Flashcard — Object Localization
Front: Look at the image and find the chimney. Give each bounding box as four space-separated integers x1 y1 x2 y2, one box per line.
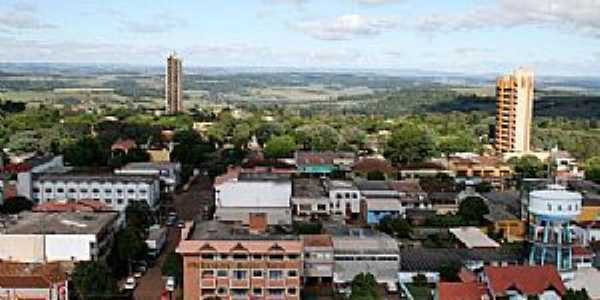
249 213 267 234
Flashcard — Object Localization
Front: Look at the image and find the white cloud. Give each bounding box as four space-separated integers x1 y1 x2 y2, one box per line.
415 0 600 38
291 14 398 40
352 0 405 5
0 2 56 31
103 10 187 34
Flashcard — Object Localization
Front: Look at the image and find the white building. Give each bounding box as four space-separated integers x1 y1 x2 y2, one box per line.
214 173 292 225
0 211 118 263
326 180 361 217
291 178 361 218
115 162 181 193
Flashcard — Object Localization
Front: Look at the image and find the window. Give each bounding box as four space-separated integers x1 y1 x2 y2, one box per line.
57 188 64 193
45 188 52 193
287 270 297 277
231 289 248 298
201 270 214 278
104 189 112 193
345 192 350 198
336 193 343 199
287 254 299 260
217 287 227 295
253 288 263 296
288 288 297 295
232 270 247 280
128 189 135 194
33 188 40 193
268 289 285 297
568 205 572 211
201 254 215 260
105 199 112 204
116 189 123 194
140 189 147 194
269 270 283 280
117 199 124 205
92 188 100 193
217 270 228 277
547 204 552 211
80 188 88 193
252 270 263 277
269 255 284 261
352 193 358 199
233 254 248 260
253 254 263 260
558 205 562 211
317 204 327 211
220 254 229 260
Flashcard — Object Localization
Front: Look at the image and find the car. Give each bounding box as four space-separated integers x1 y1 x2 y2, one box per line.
133 266 145 278
165 276 175 292
177 221 185 228
123 276 136 290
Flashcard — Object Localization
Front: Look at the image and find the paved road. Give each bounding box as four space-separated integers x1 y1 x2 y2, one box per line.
132 175 214 300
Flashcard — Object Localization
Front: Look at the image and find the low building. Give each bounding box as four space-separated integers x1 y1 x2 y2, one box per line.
115 161 182 192
390 180 429 210
427 192 460 215
291 178 330 217
302 235 334 283
0 211 118 263
356 180 403 224
398 162 454 179
448 153 512 188
176 219 303 300
214 172 292 225
449 227 500 249
482 265 565 300
324 180 361 218
295 151 356 175
330 228 400 292
484 202 525 242
0 262 70 300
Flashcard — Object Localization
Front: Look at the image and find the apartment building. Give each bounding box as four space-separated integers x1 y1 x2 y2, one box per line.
165 52 183 114
176 219 303 300
115 161 181 193
301 235 334 283
0 211 118 263
495 68 535 153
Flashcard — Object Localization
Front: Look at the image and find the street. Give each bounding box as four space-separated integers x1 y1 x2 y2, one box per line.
132 175 214 300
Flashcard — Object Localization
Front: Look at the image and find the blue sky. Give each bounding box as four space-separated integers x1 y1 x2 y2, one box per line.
1 0 600 75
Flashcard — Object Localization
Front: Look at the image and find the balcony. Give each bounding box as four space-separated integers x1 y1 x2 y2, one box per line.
230 279 250 289
267 279 286 288
251 277 265 288
286 278 300 286
200 276 216 288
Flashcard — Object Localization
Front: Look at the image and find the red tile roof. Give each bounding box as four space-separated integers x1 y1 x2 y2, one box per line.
0 276 51 288
301 234 333 247
352 158 394 174
295 151 355 165
33 200 112 212
439 282 487 300
484 265 566 297
0 262 68 288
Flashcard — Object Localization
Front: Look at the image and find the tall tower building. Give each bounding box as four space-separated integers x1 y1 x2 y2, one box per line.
495 68 534 153
165 52 183 114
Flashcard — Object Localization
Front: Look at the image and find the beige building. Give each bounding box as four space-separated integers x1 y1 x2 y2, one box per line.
165 52 183 114
495 68 534 153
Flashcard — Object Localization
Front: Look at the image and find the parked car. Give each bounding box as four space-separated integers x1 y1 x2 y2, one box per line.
166 215 177 226
123 276 136 290
165 276 175 292
177 221 185 228
133 265 146 278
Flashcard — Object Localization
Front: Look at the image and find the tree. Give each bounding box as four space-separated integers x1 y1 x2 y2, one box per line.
64 137 109 167
126 201 153 234
438 132 478 157
350 273 380 300
115 228 148 273
563 288 591 300
0 196 33 214
377 215 411 238
255 122 284 147
366 171 386 180
341 127 368 151
264 135 296 159
384 125 438 165
585 156 600 183
71 261 117 299
438 261 461 282
162 253 183 285
509 155 546 178
294 124 341 151
231 123 252 149
457 196 489 225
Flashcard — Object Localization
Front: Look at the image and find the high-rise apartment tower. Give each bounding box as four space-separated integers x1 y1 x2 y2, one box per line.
495 68 534 153
165 52 183 114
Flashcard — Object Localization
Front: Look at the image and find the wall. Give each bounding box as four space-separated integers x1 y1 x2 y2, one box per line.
0 235 45 263
45 234 96 262
214 207 292 225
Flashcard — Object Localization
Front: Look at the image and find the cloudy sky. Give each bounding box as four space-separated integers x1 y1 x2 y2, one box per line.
1 0 600 75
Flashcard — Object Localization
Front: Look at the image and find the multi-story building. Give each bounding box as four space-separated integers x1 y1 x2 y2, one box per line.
495 68 535 153
30 170 161 211
301 235 334 283
115 162 181 193
0 211 118 263
165 52 183 114
176 218 303 300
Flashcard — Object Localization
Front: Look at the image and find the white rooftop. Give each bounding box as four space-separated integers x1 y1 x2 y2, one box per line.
216 180 291 208
566 268 600 300
449 227 500 249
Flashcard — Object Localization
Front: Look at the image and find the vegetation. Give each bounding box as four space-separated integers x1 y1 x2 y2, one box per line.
509 155 547 178
162 253 183 286
457 196 490 225
350 273 381 300
384 125 438 165
585 156 600 183
264 135 296 158
71 261 118 299
377 215 412 238
438 260 462 282
0 196 33 214
293 221 323 235
563 289 591 300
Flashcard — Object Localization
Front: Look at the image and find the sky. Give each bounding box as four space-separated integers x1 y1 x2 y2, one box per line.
1 0 600 75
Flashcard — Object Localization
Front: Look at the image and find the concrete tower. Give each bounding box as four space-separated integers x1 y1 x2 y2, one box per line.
165 52 183 114
495 68 534 153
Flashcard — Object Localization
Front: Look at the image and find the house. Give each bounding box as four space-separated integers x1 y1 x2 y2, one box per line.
0 211 118 263
398 162 454 179
449 227 500 249
324 180 361 218
291 178 330 217
295 151 356 175
110 138 137 154
438 282 488 300
115 161 182 192
355 180 403 224
214 172 292 225
330 228 400 293
448 153 512 189
390 180 429 210
482 265 565 300
302 234 334 283
0 262 70 300
484 202 525 242
428 192 460 215
176 219 303 300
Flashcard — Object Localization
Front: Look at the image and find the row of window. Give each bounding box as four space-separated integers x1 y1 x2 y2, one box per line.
334 255 399 262
202 269 298 280
546 203 578 212
201 253 300 261
335 192 359 200
210 287 297 297
33 187 147 194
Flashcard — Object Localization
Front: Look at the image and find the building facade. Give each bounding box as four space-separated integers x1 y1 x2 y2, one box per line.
165 52 183 114
495 68 534 153
176 221 303 300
